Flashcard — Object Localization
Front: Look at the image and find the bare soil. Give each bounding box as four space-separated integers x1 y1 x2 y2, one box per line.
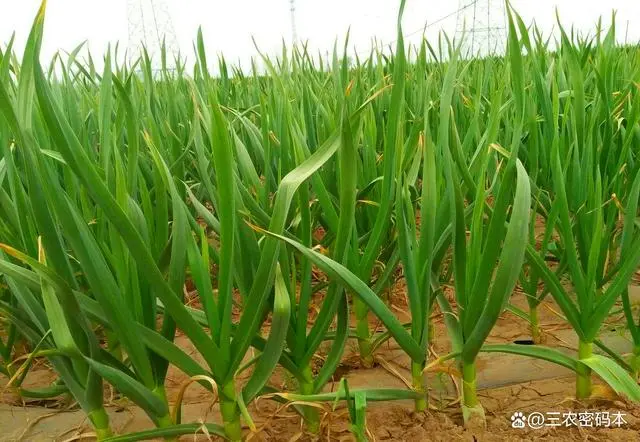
2 257 640 441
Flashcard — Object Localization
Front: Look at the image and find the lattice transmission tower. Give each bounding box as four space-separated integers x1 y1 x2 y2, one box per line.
127 0 180 69
289 0 298 44
455 0 507 57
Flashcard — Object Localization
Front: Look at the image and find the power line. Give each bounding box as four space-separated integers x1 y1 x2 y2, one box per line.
290 0 298 44
354 0 479 58
455 0 507 56
127 0 179 69
404 0 479 40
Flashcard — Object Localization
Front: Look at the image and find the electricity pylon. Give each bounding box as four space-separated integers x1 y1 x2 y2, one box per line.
127 0 180 69
455 0 507 57
290 0 298 44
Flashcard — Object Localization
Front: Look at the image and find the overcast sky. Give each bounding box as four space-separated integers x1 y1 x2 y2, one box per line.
1 1 639 70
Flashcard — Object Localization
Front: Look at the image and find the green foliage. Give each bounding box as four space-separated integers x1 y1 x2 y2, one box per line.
0 0 639 439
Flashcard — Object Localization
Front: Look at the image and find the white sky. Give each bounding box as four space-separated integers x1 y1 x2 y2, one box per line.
1 1 639 70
